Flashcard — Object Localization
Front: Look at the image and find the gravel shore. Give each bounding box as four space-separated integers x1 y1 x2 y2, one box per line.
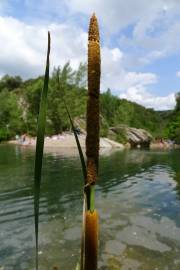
9 133 124 150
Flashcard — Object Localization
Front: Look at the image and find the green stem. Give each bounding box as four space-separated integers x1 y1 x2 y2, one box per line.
89 185 95 212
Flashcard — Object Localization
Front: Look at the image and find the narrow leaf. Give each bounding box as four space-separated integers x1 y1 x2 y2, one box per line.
56 70 87 270
56 72 87 181
34 32 51 270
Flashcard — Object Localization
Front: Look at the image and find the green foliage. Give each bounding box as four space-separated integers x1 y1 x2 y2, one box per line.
0 62 179 144
168 116 180 143
100 89 163 135
175 92 180 111
115 131 127 144
47 65 87 134
100 116 109 137
166 96 180 143
20 63 87 136
0 128 10 141
23 77 44 115
0 75 22 91
75 62 87 88
0 89 24 141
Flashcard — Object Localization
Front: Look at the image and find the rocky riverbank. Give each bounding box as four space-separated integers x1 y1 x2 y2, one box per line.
8 130 179 152
9 133 124 150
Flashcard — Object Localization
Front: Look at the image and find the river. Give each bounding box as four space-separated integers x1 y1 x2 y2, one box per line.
0 144 180 269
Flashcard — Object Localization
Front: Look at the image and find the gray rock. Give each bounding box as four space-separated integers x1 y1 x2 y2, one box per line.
110 125 153 148
116 225 171 252
105 240 126 255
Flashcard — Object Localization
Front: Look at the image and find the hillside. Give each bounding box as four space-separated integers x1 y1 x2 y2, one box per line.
0 63 179 143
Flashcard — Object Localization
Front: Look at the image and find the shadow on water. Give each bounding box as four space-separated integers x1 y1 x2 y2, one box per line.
0 144 180 269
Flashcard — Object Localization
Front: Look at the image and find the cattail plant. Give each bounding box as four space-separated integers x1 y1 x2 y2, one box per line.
33 14 101 270
83 13 101 270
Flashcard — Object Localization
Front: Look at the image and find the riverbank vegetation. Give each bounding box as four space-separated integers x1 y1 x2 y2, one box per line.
0 67 179 144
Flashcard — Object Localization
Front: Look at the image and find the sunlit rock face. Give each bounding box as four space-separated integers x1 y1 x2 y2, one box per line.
110 125 153 148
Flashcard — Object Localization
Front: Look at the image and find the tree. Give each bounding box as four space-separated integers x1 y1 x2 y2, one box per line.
0 89 24 140
0 75 22 91
74 62 87 88
175 92 180 111
23 77 43 115
47 63 87 134
57 62 75 86
166 93 180 143
168 115 180 143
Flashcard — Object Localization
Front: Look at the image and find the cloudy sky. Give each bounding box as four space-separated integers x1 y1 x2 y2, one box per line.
0 0 180 110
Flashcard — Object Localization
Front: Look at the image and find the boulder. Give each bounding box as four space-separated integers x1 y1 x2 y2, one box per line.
110 125 153 148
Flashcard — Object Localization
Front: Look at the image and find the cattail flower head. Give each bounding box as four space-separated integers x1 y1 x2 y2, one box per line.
88 13 100 43
86 13 101 183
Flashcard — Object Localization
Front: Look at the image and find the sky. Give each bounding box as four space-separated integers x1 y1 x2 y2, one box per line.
0 1 180 110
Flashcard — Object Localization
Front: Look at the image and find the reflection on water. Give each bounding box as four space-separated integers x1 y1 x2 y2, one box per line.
0 144 180 269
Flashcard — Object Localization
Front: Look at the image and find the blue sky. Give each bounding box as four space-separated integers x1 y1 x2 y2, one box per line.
0 0 180 110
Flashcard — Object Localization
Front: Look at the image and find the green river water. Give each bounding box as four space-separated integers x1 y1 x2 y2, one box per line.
0 144 180 270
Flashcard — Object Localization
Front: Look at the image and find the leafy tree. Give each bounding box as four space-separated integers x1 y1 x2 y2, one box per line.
0 75 22 91
100 89 164 135
167 115 180 143
47 64 87 134
175 92 180 111
74 62 87 88
0 90 24 140
1 63 179 144
166 92 180 143
23 77 43 115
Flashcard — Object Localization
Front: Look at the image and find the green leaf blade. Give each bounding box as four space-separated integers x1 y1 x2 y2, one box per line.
34 32 51 270
56 71 87 181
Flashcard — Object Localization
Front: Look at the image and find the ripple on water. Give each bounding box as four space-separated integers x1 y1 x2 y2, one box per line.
0 147 180 269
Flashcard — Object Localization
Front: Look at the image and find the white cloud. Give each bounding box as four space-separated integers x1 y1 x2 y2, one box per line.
64 0 180 67
0 13 177 111
134 21 180 64
101 46 124 91
100 46 175 110
176 71 180 77
67 0 180 33
114 71 175 110
67 0 163 33
101 47 158 93
0 16 87 78
122 72 157 88
120 86 176 110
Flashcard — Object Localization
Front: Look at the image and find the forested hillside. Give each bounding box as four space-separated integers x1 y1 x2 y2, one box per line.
164 93 180 144
0 62 179 143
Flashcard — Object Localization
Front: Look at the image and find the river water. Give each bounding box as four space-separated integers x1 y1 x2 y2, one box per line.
0 144 180 270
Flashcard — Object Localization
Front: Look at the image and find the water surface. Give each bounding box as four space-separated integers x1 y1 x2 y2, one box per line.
0 144 180 269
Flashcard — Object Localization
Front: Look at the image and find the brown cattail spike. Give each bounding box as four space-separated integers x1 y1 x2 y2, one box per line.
88 13 100 43
86 13 101 184
84 210 99 270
